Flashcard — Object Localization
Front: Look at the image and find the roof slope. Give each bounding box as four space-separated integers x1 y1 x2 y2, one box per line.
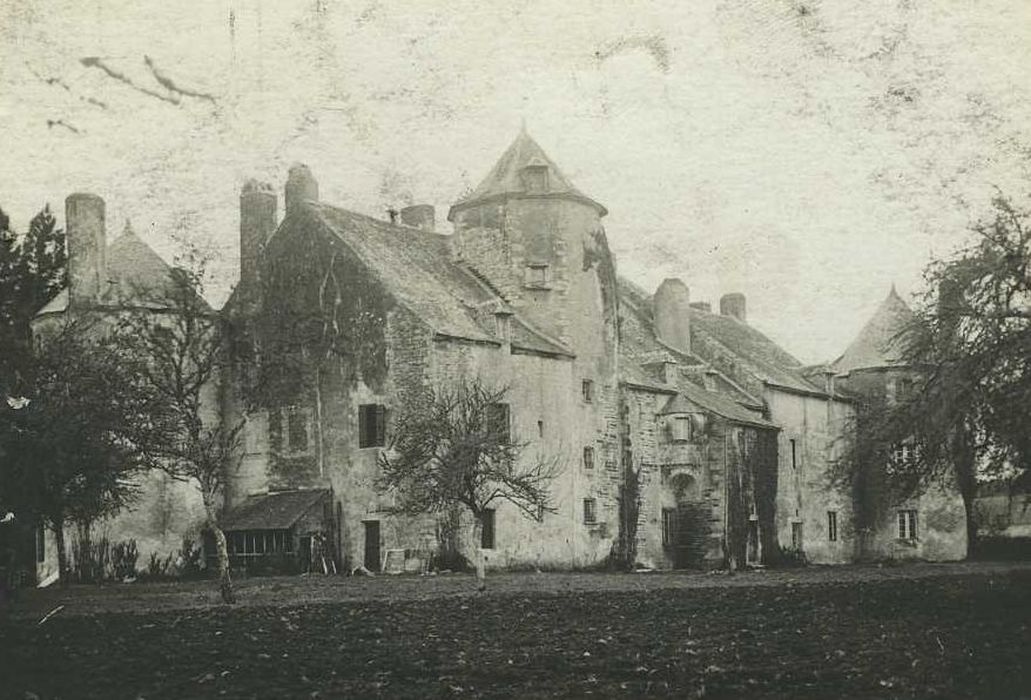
310 203 573 357
222 489 330 531
36 226 208 316
449 128 606 218
618 277 822 395
831 287 917 373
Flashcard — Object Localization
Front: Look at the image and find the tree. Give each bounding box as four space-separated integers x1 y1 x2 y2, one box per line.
873 194 1031 552
378 378 559 587
115 251 242 604
0 317 145 583
0 204 67 397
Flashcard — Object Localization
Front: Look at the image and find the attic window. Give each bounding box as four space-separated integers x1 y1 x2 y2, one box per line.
524 263 551 289
520 163 549 193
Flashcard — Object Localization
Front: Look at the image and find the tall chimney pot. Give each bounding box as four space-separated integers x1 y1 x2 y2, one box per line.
240 180 277 292
66 193 106 308
720 292 747 323
653 278 692 355
285 164 319 214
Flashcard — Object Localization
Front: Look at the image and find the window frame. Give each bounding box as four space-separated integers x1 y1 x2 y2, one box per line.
898 509 918 540
486 402 511 444
581 379 594 403
827 511 838 542
359 403 387 448
583 498 597 525
670 415 692 443
583 445 595 470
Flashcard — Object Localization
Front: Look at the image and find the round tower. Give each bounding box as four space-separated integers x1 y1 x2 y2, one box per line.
447 128 617 367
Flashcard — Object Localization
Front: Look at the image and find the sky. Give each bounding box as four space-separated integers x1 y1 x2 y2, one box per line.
1 0 1030 363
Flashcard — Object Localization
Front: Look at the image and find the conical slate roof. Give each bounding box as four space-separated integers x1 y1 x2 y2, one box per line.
448 128 606 220
831 286 917 373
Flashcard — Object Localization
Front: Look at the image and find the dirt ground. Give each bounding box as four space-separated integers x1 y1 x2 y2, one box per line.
2 562 1030 698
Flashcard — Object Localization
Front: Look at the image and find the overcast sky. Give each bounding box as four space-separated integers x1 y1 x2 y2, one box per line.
2 0 1030 363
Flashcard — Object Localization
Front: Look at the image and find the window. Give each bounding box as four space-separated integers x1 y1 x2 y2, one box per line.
583 498 597 525
520 164 549 192
582 379 594 403
287 407 309 453
36 524 46 563
827 511 838 542
898 510 918 539
486 403 511 444
524 263 551 288
791 522 803 550
583 446 595 470
898 378 915 400
480 509 495 549
537 420 544 438
270 406 311 455
359 404 387 448
670 415 692 442
891 441 915 465
661 508 677 547
790 439 797 470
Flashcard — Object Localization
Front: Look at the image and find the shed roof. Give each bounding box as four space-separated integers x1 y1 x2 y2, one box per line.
221 489 330 531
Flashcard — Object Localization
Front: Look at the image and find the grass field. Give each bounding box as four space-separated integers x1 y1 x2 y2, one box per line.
2 563 1030 698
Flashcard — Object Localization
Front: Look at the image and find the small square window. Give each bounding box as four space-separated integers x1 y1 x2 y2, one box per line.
359 404 387 448
583 498 597 525
583 446 595 470
524 263 550 288
898 509 918 539
670 415 691 442
582 379 594 403
827 511 838 542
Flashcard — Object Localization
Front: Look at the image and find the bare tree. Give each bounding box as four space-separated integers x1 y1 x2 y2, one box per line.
115 251 242 604
378 378 559 588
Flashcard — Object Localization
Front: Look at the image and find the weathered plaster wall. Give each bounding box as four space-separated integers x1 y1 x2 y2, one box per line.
768 388 855 564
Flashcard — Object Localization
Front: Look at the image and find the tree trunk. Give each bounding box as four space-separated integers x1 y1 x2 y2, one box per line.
211 523 235 604
471 516 486 591
962 488 978 559
54 519 68 587
202 496 235 605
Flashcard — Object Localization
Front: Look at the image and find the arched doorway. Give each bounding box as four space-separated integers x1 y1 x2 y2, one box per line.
663 472 709 569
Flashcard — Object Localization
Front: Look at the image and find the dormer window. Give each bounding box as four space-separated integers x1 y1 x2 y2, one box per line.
520 160 549 193
524 263 551 289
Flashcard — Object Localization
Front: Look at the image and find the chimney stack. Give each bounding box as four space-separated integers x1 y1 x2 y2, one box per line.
240 180 277 291
720 293 746 323
400 204 435 232
66 193 106 308
653 278 692 355
285 164 319 214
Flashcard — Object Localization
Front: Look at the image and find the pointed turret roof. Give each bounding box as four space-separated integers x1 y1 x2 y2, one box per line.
448 128 606 220
831 286 917 373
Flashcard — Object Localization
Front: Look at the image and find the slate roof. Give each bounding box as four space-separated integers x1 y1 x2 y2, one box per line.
35 225 210 316
309 203 573 357
830 286 917 374
221 489 329 531
618 278 824 396
448 128 606 220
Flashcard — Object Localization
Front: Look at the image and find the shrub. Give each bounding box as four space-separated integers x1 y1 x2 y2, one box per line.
111 540 139 580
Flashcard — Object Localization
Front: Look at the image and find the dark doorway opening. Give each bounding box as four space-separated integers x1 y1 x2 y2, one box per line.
363 520 381 572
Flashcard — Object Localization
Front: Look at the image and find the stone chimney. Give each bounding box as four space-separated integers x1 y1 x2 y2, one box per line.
689 301 711 313
240 180 277 290
400 204 435 232
285 164 319 214
66 193 106 308
653 278 692 355
720 292 746 323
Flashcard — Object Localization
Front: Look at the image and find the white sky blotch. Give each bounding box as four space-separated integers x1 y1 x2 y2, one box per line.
1 0 1029 363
